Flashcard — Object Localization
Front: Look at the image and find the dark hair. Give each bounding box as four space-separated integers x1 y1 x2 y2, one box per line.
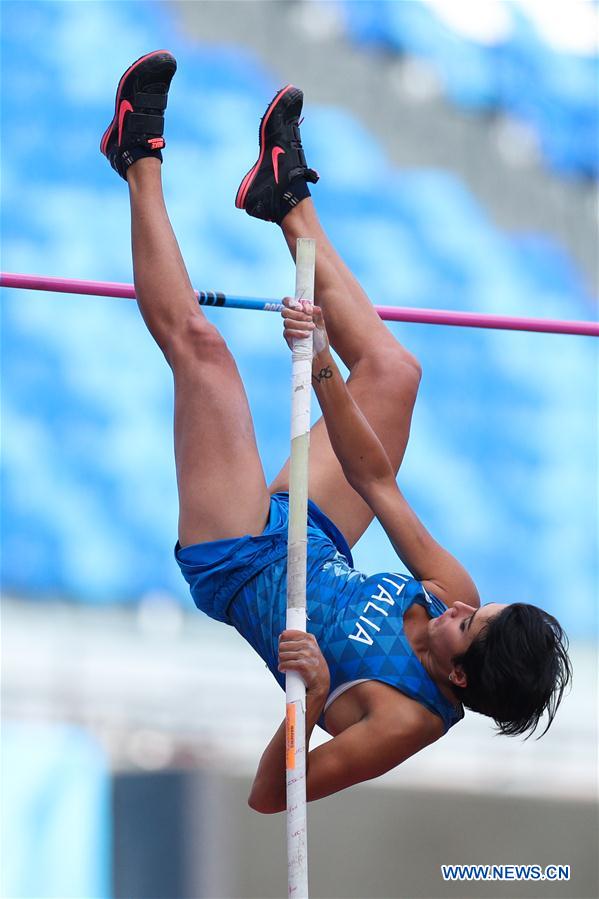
450 603 572 739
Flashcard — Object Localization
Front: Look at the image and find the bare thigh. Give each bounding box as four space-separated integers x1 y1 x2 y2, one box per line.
269 353 421 548
173 319 271 548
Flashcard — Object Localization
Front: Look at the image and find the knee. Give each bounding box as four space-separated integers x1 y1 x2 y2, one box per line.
167 314 228 366
406 355 422 397
388 350 422 406
368 344 422 398
395 346 422 385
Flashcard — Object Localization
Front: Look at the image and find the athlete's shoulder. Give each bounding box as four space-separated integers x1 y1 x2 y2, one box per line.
422 576 480 610
367 684 446 748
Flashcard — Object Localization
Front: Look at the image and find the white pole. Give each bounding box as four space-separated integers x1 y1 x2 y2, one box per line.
286 237 315 899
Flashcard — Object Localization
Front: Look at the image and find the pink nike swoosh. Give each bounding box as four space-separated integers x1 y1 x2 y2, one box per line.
118 100 133 146
272 146 285 184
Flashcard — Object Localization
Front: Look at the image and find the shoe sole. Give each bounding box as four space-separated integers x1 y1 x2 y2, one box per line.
235 83 297 210
100 49 175 156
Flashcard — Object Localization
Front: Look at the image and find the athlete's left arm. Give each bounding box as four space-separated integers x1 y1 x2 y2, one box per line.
248 633 442 813
248 630 330 815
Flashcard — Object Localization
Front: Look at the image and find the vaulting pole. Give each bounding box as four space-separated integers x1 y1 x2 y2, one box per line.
285 238 315 898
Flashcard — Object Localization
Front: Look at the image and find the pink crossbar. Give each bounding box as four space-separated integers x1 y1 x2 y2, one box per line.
1 271 597 336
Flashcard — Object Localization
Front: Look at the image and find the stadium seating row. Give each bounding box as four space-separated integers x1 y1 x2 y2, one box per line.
338 0 599 177
1 0 596 637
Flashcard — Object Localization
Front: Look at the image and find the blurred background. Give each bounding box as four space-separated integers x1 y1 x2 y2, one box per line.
1 1 597 897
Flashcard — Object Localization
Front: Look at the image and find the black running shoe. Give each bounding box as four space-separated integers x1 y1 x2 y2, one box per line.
235 85 319 223
100 50 177 180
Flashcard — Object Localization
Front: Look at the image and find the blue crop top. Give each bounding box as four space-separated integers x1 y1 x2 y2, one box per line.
314 563 464 733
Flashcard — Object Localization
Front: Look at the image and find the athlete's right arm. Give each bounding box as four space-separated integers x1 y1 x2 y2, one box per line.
281 297 394 487
281 300 479 608
312 358 479 604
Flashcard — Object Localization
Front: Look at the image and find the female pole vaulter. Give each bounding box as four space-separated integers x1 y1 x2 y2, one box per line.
100 51 571 815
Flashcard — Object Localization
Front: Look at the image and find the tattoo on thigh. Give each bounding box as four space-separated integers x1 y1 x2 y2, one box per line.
312 366 333 384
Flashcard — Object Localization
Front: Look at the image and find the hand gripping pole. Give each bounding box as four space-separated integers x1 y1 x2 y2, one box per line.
286 238 315 899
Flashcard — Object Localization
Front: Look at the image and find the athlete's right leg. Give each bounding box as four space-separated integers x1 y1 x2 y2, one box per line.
271 198 422 546
235 85 421 546
280 197 416 371
101 52 270 548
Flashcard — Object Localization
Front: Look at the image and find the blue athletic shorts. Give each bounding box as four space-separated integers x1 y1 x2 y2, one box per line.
174 491 353 626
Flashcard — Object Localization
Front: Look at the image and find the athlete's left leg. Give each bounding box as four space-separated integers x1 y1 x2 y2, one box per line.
101 52 271 548
127 159 271 548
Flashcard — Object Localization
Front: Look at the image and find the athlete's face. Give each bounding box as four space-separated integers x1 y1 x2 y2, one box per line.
429 602 507 685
